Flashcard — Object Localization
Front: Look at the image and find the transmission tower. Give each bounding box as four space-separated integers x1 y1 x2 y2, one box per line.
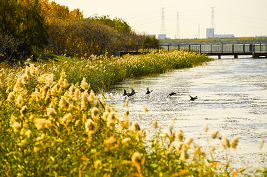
160 8 166 35
175 12 180 39
210 7 216 33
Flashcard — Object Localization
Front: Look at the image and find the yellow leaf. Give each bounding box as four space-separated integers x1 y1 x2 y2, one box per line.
232 170 239 177
172 169 188 177
141 155 145 166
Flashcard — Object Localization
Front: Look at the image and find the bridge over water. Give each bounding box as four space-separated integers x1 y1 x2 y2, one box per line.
119 44 267 58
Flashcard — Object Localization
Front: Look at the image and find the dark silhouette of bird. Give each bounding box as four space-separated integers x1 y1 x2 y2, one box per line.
129 88 136 96
146 88 152 94
123 89 128 96
123 88 136 97
189 95 198 101
168 92 177 96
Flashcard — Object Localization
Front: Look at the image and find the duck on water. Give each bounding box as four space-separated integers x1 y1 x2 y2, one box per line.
168 92 177 96
146 88 152 95
189 95 198 101
123 88 136 97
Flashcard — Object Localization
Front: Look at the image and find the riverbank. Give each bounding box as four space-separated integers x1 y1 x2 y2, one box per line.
0 50 212 94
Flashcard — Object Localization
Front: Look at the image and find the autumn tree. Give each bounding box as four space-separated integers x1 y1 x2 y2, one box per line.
40 0 83 23
47 19 121 56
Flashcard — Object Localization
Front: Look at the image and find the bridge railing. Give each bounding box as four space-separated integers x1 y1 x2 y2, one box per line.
178 44 267 53
120 44 267 55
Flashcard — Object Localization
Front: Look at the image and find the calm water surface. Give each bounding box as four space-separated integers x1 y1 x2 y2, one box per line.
106 56 267 169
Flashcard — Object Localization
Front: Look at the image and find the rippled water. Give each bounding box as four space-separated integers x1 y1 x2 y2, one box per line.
105 56 267 169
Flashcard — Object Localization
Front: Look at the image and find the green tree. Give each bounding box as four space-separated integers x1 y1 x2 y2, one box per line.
142 36 160 49
0 0 48 61
91 15 131 33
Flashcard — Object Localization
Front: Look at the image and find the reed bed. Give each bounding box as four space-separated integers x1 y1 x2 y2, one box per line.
14 50 212 92
0 51 265 176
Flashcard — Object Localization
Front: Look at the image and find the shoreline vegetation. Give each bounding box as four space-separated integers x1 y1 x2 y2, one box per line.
1 50 213 93
0 50 266 176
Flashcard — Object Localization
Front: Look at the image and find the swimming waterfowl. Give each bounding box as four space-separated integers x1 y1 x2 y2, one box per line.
146 88 152 94
123 89 128 96
131 88 137 95
189 95 198 101
123 88 136 97
168 92 177 96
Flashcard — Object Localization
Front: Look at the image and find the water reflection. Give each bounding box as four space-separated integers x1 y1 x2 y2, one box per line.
106 56 267 168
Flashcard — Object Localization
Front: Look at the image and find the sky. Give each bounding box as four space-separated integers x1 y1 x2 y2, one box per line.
53 0 267 39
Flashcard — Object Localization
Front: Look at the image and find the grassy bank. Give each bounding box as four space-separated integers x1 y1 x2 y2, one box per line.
45 50 212 92
1 50 213 94
1 51 265 176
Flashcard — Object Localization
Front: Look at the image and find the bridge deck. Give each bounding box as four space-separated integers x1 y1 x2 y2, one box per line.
119 44 267 58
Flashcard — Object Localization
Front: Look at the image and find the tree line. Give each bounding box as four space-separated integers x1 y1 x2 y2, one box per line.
0 0 159 62
162 37 267 45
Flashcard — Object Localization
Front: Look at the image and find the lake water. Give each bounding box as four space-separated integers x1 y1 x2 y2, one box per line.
105 55 267 170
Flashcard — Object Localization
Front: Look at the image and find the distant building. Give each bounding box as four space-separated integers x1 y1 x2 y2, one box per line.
158 34 167 39
206 28 214 38
206 28 234 38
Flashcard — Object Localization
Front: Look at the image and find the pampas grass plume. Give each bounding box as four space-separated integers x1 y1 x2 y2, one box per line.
230 135 239 149
47 108 57 119
152 118 157 128
88 90 95 103
12 122 21 132
210 130 219 139
258 139 264 149
34 118 50 130
221 135 230 150
91 107 99 119
59 96 69 110
204 124 208 132
132 121 140 131
85 119 95 132
177 130 184 141
132 152 141 163
62 113 72 124
74 88 81 101
180 148 188 161
20 106 27 115
7 92 15 101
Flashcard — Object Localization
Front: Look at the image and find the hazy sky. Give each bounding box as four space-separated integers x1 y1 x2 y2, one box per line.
53 0 267 39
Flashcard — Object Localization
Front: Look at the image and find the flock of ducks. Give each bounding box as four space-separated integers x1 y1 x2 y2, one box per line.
123 88 198 101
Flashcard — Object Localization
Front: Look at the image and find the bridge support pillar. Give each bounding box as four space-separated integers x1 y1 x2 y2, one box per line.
234 55 238 59
218 55 221 59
